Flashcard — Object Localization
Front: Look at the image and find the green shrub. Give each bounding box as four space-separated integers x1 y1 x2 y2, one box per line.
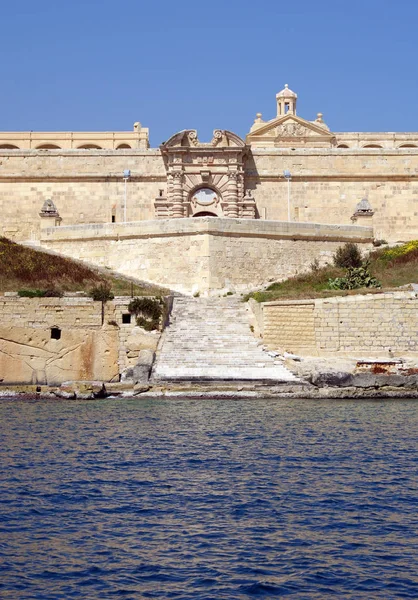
136 316 160 331
328 264 381 290
128 297 163 331
18 288 63 298
18 289 46 297
333 242 363 269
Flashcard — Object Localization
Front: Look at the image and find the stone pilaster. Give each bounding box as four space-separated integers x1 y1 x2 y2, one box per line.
225 171 239 218
171 171 184 218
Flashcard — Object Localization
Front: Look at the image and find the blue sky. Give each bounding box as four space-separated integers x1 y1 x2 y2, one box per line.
1 0 417 145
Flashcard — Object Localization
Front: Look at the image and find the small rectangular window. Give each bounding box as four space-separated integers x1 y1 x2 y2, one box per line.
51 327 61 340
111 215 116 223
122 313 131 324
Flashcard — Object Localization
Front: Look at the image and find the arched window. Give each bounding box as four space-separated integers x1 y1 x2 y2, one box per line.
0 144 19 149
398 144 417 148
77 144 102 149
363 144 383 148
337 144 349 148
36 144 61 150
116 144 131 149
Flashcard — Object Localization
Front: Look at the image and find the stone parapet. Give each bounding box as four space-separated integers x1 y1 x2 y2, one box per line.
40 217 373 243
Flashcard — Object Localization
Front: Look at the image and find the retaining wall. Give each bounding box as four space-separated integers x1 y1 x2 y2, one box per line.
0 295 160 385
261 291 418 356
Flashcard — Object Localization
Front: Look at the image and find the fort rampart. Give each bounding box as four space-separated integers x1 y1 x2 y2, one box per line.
38 218 373 295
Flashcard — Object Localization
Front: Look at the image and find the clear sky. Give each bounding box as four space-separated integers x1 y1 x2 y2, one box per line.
1 0 417 145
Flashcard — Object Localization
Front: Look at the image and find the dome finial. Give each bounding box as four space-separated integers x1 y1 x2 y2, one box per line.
276 84 297 116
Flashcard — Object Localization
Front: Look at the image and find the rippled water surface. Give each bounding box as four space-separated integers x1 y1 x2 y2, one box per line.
1 397 418 599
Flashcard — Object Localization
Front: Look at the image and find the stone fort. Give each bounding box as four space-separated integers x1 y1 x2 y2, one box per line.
1 84 417 294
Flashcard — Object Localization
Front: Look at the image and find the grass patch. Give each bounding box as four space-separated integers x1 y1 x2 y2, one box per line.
246 241 418 302
0 237 168 297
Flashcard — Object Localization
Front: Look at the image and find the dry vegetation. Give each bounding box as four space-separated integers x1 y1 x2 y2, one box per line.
0 237 168 297
245 241 418 303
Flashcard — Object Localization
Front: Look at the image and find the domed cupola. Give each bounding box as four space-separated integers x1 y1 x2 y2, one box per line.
276 84 297 117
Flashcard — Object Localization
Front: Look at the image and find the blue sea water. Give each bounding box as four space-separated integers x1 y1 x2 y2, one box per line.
0 397 417 599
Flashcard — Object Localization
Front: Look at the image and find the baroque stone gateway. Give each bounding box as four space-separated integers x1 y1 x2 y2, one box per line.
1 84 417 293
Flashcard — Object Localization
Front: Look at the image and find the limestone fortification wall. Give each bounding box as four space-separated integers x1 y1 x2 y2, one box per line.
39 218 373 295
0 150 165 241
0 295 160 385
1 147 417 244
249 149 418 242
262 292 418 356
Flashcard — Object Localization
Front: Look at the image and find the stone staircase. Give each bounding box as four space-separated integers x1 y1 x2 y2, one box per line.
151 296 298 382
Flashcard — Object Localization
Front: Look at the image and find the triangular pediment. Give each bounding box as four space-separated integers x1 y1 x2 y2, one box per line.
246 114 335 145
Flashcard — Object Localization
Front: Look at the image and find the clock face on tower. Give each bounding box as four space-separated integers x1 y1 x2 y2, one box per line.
193 188 218 206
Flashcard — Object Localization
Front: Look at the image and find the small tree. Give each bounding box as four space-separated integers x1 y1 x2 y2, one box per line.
90 282 114 325
333 242 363 269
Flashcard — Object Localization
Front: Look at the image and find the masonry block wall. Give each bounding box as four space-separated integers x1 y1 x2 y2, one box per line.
0 295 161 385
262 292 418 356
1 148 418 244
262 300 316 353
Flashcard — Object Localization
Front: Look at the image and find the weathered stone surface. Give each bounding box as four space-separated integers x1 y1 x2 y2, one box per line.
0 325 119 385
310 371 352 387
133 350 155 383
133 383 151 395
125 328 160 352
121 350 155 384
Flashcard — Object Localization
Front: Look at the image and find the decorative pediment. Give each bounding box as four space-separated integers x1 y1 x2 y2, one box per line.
161 129 246 150
246 114 336 147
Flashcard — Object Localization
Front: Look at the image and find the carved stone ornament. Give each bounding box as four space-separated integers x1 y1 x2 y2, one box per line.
40 198 60 217
187 130 199 146
211 129 223 146
354 198 374 215
276 122 313 137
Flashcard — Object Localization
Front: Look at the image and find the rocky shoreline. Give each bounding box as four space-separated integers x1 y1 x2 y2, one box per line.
2 353 418 401
2 366 418 401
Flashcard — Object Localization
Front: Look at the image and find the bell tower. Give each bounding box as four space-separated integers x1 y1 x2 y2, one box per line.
276 84 297 117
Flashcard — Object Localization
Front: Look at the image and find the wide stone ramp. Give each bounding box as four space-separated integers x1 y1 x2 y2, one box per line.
152 296 297 382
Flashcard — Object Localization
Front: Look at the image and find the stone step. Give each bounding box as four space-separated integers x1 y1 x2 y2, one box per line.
152 296 297 383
